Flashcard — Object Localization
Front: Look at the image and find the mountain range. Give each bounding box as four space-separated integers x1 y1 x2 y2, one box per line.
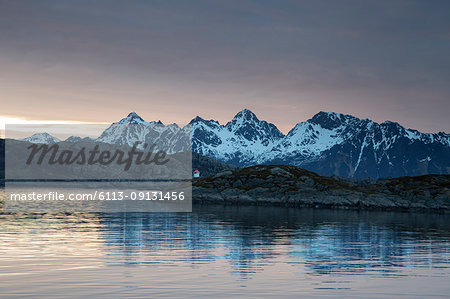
20 109 450 178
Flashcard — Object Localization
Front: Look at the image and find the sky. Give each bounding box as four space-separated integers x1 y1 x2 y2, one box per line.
1 0 450 134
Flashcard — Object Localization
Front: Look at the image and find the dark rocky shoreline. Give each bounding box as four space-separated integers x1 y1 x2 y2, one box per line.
193 165 450 212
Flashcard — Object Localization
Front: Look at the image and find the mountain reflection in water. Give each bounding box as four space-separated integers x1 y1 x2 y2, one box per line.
98 206 450 276
1 205 449 297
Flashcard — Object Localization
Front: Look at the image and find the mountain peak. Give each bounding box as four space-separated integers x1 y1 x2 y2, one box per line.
189 116 220 127
128 112 139 116
189 116 205 124
22 132 60 144
226 109 259 129
115 112 147 124
224 109 284 142
315 111 344 120
126 111 145 122
308 111 359 129
231 109 259 122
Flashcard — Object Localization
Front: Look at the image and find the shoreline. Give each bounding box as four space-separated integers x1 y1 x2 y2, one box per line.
192 199 449 213
193 165 450 212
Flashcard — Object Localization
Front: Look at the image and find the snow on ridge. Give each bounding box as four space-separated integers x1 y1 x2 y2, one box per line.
419 156 431 162
191 114 279 163
114 112 163 125
22 133 60 144
405 129 421 141
18 109 450 168
281 122 344 156
94 109 450 166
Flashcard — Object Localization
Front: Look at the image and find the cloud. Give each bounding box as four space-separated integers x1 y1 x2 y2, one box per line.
0 0 449 133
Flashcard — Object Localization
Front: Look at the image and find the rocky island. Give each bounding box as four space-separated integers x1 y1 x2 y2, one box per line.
193 165 450 212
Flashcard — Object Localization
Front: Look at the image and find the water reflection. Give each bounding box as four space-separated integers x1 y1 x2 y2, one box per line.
1 205 450 296
0 205 449 280
94 206 450 277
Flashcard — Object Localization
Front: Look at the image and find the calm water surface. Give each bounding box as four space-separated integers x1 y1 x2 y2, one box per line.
0 205 449 298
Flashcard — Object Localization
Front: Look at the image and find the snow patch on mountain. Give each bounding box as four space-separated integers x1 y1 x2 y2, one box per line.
97 112 190 154
22 133 60 144
190 109 284 164
279 122 344 157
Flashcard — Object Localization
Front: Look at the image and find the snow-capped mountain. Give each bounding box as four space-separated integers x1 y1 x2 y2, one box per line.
18 110 450 178
190 109 284 165
189 110 449 178
97 112 191 154
22 133 60 144
269 112 450 178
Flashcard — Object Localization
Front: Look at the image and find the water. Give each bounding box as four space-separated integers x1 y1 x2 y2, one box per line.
0 205 449 298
